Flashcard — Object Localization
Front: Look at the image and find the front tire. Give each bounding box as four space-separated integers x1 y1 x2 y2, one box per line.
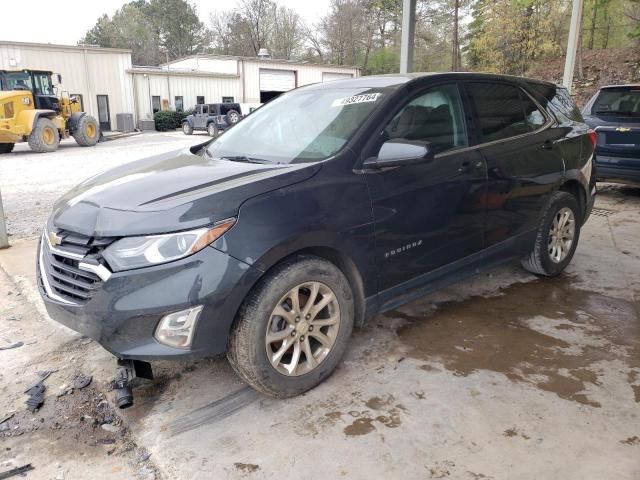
227 256 354 398
182 122 193 135
207 122 218 137
0 143 14 154
521 191 581 276
73 115 100 147
28 118 60 153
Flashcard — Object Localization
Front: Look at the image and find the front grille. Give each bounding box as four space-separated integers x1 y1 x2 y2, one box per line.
40 229 115 304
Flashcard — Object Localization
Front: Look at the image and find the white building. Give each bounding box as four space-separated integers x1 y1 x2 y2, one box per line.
0 41 360 130
0 41 134 132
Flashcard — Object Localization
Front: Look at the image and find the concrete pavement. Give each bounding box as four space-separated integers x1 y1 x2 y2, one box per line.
0 184 639 479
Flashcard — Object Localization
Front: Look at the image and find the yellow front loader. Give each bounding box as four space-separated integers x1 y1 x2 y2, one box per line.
0 69 100 154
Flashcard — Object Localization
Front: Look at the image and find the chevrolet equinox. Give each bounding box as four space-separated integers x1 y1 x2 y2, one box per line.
38 73 596 398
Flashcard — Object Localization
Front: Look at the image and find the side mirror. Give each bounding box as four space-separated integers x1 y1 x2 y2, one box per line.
52 74 62 86
364 139 435 169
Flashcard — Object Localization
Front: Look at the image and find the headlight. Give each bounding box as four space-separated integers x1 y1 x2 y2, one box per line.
103 218 235 271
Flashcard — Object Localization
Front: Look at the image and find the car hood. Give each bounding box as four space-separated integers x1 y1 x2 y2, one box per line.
51 146 321 237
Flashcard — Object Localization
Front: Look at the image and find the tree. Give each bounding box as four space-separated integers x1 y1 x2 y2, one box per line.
80 0 206 65
237 0 276 55
271 6 305 59
146 0 207 60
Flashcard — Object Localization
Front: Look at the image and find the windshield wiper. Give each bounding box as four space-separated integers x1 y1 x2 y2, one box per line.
221 156 274 164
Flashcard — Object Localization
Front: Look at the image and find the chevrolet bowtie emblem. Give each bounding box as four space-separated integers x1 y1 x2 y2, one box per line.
616 127 631 132
48 231 63 246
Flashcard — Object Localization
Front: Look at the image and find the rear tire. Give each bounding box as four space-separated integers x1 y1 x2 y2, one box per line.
207 122 218 137
28 118 60 153
73 115 100 147
227 256 354 398
521 191 581 276
182 122 193 135
225 110 240 125
0 143 14 154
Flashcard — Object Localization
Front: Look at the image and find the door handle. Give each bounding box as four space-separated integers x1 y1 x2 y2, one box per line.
542 140 554 150
458 160 484 173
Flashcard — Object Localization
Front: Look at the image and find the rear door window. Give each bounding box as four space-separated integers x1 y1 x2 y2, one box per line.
467 83 547 143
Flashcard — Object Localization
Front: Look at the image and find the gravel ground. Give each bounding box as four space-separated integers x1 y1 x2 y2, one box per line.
0 132 206 239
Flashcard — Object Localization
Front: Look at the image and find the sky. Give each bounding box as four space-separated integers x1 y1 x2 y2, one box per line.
1 0 331 46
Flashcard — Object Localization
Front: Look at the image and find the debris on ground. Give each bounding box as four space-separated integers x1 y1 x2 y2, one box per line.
0 464 35 479
0 413 14 425
24 370 55 412
0 341 23 351
101 423 120 433
73 374 92 390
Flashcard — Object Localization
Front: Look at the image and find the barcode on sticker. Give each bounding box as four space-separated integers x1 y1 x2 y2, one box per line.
331 93 381 107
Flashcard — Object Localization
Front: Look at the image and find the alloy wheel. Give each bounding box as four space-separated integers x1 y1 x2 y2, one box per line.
265 282 341 376
548 207 575 263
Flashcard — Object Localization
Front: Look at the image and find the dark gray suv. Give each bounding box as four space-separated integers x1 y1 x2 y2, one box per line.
38 73 596 399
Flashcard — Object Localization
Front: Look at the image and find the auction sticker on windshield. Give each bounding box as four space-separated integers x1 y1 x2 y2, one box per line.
331 93 381 108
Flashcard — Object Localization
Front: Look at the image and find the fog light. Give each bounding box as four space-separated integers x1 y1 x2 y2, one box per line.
154 306 203 349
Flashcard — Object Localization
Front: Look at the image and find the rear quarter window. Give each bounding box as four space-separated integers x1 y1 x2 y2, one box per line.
530 84 583 124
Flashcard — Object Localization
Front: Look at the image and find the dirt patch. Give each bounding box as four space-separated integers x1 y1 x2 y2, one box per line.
620 436 640 446
503 427 531 440
344 417 376 436
365 394 395 410
234 462 260 473
390 276 640 407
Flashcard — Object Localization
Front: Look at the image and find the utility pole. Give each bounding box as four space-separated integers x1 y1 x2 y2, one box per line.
452 0 460 71
400 0 417 74
563 0 584 93
0 187 9 249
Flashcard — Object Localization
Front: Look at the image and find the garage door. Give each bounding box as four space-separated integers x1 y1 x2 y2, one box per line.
259 69 296 92
322 72 353 82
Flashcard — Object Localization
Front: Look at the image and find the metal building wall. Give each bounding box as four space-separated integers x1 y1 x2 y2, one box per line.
132 71 244 119
241 60 359 103
0 42 135 130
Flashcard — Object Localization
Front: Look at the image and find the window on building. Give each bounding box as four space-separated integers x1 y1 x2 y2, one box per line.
222 96 234 103
175 96 184 112
196 96 205 105
152 95 161 113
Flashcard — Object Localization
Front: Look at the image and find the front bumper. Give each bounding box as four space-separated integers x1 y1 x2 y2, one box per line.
37 240 262 360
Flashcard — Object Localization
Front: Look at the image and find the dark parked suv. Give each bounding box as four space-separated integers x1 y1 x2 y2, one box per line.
182 102 242 137
583 84 640 184
38 73 595 399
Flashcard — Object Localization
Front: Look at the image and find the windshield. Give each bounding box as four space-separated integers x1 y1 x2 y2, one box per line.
206 86 389 163
0 71 54 95
1 71 33 92
593 88 640 117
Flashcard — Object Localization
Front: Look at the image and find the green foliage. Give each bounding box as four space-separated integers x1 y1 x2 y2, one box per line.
365 48 399 74
80 0 206 65
153 110 190 131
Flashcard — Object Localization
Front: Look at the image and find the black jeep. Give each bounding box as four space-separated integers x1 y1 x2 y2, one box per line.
182 103 243 137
